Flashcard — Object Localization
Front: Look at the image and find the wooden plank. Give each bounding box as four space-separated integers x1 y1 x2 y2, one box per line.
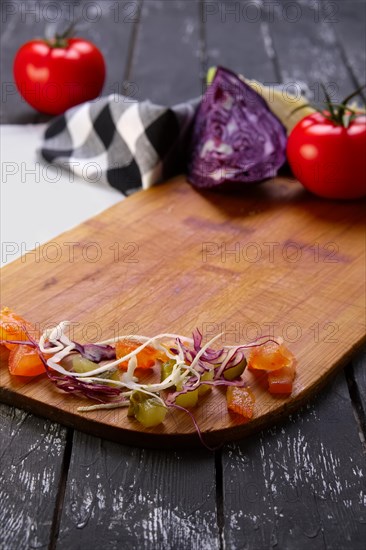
0 0 137 124
0 404 68 549
129 0 202 104
0 176 365 447
56 431 220 549
269 0 358 104
52 6 218 548
219 5 366 548
220 372 366 549
271 0 366 430
0 7 70 540
204 0 278 82
327 0 366 88
0 4 141 546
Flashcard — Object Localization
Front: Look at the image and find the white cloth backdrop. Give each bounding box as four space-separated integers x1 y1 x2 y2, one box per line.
1 125 123 267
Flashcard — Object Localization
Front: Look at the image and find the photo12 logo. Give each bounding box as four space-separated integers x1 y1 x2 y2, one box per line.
1 241 139 265
201 321 339 344
2 1 103 23
22 319 141 345
201 1 339 24
201 240 341 264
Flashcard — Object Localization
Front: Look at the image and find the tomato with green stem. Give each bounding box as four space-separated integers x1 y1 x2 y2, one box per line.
13 21 105 115
287 85 366 199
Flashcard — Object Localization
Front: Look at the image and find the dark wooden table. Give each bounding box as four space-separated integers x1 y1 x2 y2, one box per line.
1 1 365 548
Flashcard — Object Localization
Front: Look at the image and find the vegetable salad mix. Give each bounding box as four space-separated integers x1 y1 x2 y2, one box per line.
1 307 297 446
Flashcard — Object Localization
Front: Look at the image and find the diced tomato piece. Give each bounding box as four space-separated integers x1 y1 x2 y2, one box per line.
115 339 168 370
268 364 296 394
247 341 295 372
0 307 34 350
8 344 46 377
227 386 255 419
247 367 269 391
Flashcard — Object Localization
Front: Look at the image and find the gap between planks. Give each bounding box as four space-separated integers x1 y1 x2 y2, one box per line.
345 363 366 453
123 0 144 84
214 451 225 550
48 429 74 550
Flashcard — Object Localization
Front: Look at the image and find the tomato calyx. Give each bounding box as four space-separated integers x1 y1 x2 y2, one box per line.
45 18 80 49
291 83 366 128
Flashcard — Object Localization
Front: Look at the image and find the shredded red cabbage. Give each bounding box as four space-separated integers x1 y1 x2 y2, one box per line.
0 339 34 346
192 328 224 362
45 367 125 403
30 340 126 404
73 342 116 363
188 66 287 189
168 403 221 451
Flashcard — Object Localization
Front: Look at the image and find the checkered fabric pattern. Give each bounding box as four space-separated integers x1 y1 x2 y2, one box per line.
40 94 199 195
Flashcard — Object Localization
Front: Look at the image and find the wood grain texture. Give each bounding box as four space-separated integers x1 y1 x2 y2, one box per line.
220 371 366 549
55 431 219 549
0 404 68 549
0 176 365 447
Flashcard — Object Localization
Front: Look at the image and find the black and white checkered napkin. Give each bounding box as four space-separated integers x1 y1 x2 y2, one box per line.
40 94 199 195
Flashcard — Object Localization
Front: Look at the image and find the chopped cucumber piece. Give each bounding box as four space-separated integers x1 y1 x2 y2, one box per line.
161 360 175 382
128 390 167 427
175 386 198 408
198 369 214 395
61 354 120 385
128 390 147 416
62 354 99 373
223 357 247 381
105 369 120 387
135 399 167 427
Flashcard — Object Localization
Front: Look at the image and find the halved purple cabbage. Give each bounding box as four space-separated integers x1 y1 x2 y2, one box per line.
188 67 287 188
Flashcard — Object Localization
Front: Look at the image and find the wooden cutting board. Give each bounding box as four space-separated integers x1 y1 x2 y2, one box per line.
1 176 365 448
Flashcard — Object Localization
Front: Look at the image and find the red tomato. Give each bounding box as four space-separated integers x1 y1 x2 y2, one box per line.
287 112 366 199
14 38 106 115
